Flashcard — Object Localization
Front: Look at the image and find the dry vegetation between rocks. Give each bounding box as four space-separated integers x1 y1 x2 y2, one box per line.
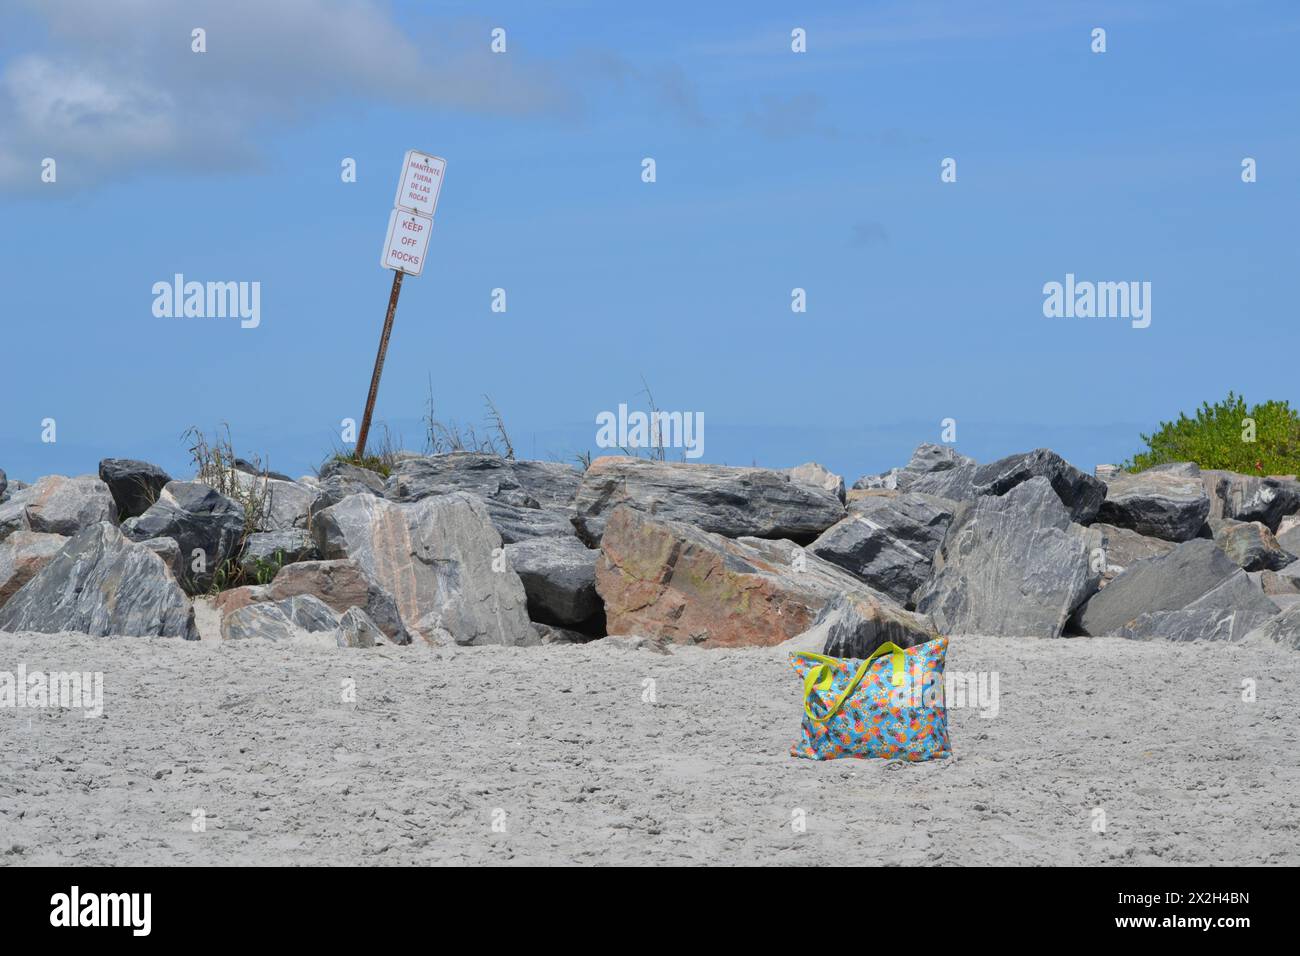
423 383 516 459
323 423 402 479
184 425 272 527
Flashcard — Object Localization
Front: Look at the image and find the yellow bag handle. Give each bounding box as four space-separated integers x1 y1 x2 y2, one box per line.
800 643 907 725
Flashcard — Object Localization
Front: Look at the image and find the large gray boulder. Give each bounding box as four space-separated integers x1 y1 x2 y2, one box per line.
318 458 388 491
787 462 846 503
98 458 172 520
1212 519 1295 571
0 488 31 542
312 492 536 646
972 448 1106 523
808 493 955 606
1071 538 1240 636
898 444 973 488
1090 522 1175 586
0 531 68 608
850 443 971 494
221 594 340 641
1116 571 1280 642
1251 563 1300 596
222 470 315 531
504 536 602 630
258 478 317 531
385 453 581 543
310 460 387 515
278 593 340 632
1276 516 1300 555
0 523 197 639
221 601 295 641
1201 471 1300 531
573 456 845 544
16 475 117 537
335 606 382 648
1243 604 1300 650
266 558 411 644
883 444 980 499
0 467 6 499
847 488 955 526
483 499 578 544
913 478 1099 637
852 469 902 491
787 590 939 660
138 536 185 582
386 452 537 505
1096 463 1211 542
909 462 978 500
121 481 246 593
508 458 583 509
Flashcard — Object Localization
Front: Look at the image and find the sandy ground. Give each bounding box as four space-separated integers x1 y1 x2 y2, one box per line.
1 629 1298 866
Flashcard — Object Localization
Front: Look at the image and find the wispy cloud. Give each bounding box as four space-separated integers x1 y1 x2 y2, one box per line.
0 0 579 191
579 51 716 129
743 92 837 141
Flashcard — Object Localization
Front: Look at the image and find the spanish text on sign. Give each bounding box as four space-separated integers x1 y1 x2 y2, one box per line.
393 151 446 218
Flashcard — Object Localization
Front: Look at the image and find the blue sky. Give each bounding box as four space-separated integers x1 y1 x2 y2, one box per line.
1 0 1297 483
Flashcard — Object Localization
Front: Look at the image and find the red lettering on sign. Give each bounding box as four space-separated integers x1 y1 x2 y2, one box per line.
387 248 421 265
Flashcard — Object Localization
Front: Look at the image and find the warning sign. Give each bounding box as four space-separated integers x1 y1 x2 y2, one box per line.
380 209 433 276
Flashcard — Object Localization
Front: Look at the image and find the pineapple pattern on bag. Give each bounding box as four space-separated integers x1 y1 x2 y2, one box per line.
790 637 951 762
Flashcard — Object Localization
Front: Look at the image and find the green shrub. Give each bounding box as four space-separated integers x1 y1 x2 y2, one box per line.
250 549 287 587
1124 392 1300 475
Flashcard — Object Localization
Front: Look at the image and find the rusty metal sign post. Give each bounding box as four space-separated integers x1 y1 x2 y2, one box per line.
355 151 447 460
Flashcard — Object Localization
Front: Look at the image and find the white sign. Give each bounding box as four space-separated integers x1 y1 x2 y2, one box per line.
393 150 446 218
381 209 433 276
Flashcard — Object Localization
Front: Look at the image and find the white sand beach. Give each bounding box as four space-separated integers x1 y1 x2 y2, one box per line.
2 631 1297 866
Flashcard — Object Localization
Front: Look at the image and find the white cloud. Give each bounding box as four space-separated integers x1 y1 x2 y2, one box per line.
0 0 578 190
6 55 180 155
